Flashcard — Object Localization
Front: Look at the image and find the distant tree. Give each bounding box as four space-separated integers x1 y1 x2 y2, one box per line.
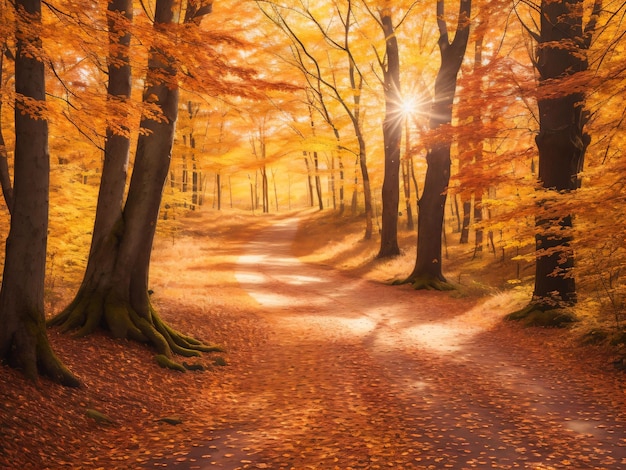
457 35 484 247
257 0 374 238
401 0 471 289
368 1 419 258
370 5 403 258
250 120 270 213
0 0 79 386
454 0 510 252
508 0 601 325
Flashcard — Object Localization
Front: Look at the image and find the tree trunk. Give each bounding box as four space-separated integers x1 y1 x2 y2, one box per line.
49 0 219 368
0 0 79 386
261 166 269 213
404 0 471 289
216 173 221 210
271 168 279 211
402 117 414 230
532 0 591 307
329 153 336 209
304 153 314 206
460 198 471 243
474 192 483 254
49 0 133 336
90 0 133 257
508 0 599 326
377 11 401 258
313 151 323 210
338 155 345 214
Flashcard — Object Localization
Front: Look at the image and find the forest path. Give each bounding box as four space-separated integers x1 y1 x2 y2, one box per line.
182 216 625 469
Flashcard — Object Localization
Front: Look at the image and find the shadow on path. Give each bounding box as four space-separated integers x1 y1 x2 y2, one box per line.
153 217 626 470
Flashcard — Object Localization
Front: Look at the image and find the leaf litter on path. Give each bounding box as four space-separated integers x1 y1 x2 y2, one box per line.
1 211 625 469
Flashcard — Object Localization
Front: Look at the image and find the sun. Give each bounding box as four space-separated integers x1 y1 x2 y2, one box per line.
400 97 416 116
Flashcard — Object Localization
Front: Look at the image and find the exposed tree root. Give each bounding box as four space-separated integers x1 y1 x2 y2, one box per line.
411 277 455 291
505 304 577 328
155 354 186 372
49 290 223 372
37 339 82 387
391 275 454 291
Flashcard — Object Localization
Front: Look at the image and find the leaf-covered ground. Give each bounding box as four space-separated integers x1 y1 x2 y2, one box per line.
1 209 625 469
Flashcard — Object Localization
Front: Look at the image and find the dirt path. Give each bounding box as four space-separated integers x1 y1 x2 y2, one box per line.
163 217 626 470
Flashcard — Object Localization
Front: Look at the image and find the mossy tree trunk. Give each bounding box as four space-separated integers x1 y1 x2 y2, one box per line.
403 0 471 290
49 0 220 368
0 0 79 386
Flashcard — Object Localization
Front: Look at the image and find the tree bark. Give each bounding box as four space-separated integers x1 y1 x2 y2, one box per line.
49 0 133 337
532 0 591 307
49 0 219 367
404 0 471 289
402 121 418 230
0 0 79 386
508 0 600 326
304 153 314 206
313 151 323 210
377 11 402 258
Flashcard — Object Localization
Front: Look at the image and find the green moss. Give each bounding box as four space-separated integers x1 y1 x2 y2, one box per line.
580 328 609 345
183 362 205 371
212 356 227 367
154 354 186 372
85 408 115 425
104 302 133 339
506 304 577 327
410 276 455 292
156 417 183 425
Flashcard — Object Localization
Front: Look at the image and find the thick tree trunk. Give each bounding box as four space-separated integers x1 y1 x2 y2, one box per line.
89 0 133 255
0 0 78 386
532 0 589 306
377 12 402 258
409 142 452 285
404 0 471 289
508 0 599 326
50 0 219 368
49 0 132 336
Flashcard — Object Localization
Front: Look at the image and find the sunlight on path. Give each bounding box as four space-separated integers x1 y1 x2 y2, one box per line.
235 217 487 354
229 217 626 470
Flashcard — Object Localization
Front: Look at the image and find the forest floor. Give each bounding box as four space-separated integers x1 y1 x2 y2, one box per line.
1 208 625 469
